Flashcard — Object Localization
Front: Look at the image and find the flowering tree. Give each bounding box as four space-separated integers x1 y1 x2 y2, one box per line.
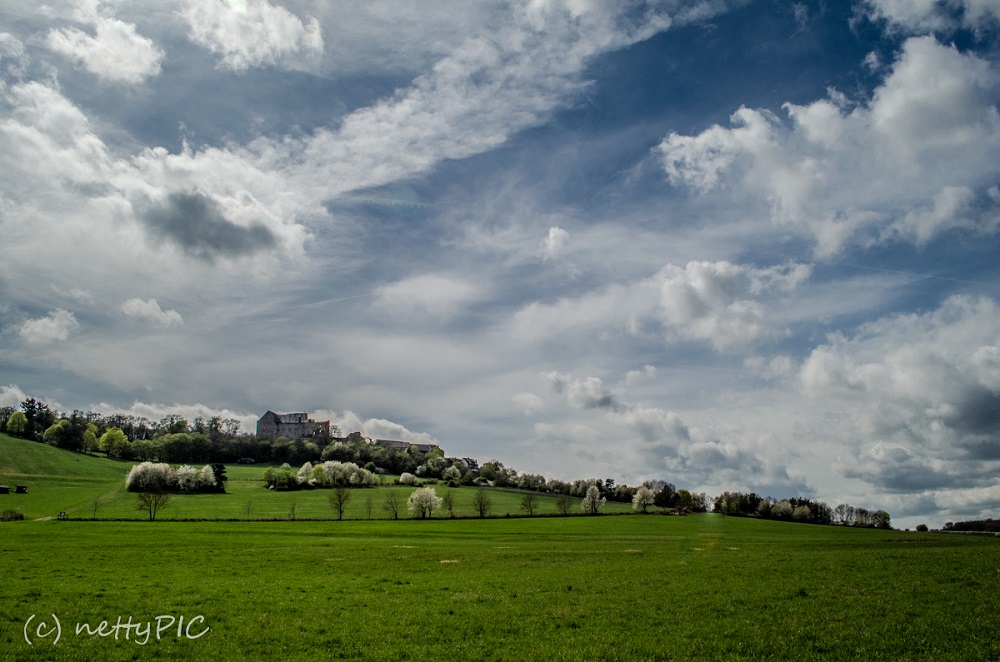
582 485 606 515
407 487 442 519
632 485 656 513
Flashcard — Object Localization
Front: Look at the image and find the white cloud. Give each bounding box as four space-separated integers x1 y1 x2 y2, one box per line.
0 384 28 408
801 294 1000 493
121 298 183 327
19 309 80 344
46 12 163 83
658 36 1000 255
542 226 570 258
183 0 323 72
513 392 544 415
864 0 1000 33
374 274 478 322
654 260 811 350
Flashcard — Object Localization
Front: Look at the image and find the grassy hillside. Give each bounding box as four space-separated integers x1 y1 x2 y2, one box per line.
0 434 131 519
0 434 632 520
3 516 999 660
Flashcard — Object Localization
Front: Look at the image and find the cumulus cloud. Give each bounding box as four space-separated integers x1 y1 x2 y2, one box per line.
801 294 1000 490
658 36 1000 255
18 309 80 344
46 9 163 83
0 384 28 408
654 260 811 350
121 298 183 327
183 0 323 72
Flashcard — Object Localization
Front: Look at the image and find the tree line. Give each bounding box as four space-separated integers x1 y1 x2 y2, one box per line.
713 491 891 529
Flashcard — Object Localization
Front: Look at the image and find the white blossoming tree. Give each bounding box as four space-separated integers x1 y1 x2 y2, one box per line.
407 487 443 519
582 485 606 515
632 485 656 513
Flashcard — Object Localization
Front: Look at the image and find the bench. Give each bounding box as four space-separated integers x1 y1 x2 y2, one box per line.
15 485 28 494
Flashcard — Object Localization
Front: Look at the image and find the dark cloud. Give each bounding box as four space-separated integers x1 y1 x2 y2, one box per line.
143 191 276 260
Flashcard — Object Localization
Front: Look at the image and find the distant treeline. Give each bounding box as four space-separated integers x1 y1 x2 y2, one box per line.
713 491 891 529
942 519 1000 532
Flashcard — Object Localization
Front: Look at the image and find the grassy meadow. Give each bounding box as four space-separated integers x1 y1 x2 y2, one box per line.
3 435 1000 660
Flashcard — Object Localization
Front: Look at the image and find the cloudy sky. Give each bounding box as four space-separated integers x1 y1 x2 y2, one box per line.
2 0 999 527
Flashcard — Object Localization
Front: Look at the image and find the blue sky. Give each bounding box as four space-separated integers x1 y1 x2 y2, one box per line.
2 0 1000 527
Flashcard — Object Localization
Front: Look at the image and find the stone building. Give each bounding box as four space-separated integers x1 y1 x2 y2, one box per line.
256 410 330 440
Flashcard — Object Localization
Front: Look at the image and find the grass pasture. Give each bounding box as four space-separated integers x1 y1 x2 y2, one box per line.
3 434 1000 660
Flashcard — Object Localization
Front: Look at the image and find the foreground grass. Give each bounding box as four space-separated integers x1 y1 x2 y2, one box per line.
2 515 999 660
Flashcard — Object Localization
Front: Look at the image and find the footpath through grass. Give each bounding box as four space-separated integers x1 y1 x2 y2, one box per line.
3 515 1000 661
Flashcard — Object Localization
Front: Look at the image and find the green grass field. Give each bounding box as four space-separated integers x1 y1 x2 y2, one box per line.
3 435 1000 660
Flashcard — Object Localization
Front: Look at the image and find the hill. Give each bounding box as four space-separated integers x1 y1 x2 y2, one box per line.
0 434 633 520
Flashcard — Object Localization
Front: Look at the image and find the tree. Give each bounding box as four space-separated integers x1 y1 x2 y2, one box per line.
82 424 99 454
582 485 605 515
442 491 456 518
136 489 170 521
408 487 443 519
383 491 402 520
330 487 351 520
5 411 27 437
364 494 375 520
793 505 812 521
99 428 129 458
520 493 538 517
915 523 929 532
632 485 656 513
555 494 573 516
472 489 492 518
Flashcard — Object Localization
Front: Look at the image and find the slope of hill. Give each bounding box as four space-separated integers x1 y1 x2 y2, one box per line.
0 433 634 520
0 433 129 519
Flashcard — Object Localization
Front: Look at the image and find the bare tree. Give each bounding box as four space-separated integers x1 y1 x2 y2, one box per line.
136 489 170 521
472 489 492 518
288 500 297 521
555 494 573 516
442 491 456 518
330 487 351 520
91 496 102 520
383 491 402 520
520 493 538 517
364 494 375 520
244 499 253 520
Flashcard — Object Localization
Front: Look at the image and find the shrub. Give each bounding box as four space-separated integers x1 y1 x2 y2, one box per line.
125 462 174 492
1 509 25 521
399 472 421 486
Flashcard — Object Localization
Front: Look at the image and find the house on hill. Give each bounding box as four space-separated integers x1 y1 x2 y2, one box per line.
256 411 330 440
374 438 443 455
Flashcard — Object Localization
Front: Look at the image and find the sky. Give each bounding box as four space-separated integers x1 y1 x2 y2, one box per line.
1 0 999 528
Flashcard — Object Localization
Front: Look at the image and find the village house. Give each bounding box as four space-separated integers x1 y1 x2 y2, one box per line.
256 411 330 440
